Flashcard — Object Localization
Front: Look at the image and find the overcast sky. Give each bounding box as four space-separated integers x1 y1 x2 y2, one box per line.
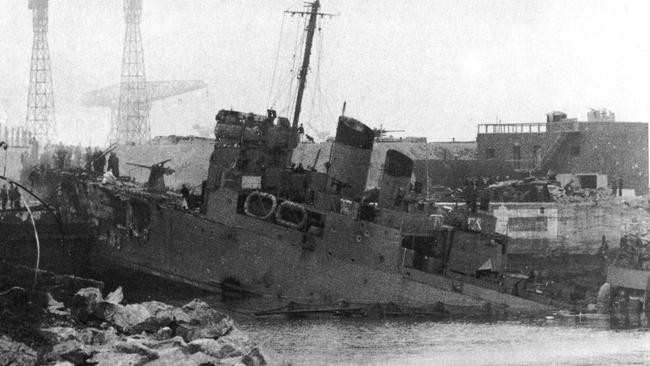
2 0 650 145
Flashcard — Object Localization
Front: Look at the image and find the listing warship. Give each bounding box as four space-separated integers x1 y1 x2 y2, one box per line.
27 1 560 317
48 109 558 317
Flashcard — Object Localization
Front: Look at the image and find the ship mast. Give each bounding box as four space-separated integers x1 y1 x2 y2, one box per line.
286 0 328 148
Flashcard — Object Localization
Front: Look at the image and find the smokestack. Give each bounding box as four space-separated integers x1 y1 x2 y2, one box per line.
378 150 413 208
327 116 374 200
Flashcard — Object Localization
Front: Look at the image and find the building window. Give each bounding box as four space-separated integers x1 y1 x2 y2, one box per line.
486 148 495 159
571 146 580 156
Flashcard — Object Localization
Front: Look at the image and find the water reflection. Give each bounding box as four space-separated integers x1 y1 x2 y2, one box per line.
239 316 650 366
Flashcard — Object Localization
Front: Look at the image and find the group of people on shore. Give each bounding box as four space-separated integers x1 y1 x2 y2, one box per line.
0 183 21 210
21 139 121 187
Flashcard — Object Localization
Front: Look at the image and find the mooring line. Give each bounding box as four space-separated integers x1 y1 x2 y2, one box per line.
21 195 41 291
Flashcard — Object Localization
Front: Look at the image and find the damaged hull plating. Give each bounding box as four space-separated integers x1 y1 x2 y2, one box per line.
76 182 549 315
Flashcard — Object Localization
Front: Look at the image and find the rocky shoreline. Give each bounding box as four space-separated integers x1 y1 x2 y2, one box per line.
0 264 272 366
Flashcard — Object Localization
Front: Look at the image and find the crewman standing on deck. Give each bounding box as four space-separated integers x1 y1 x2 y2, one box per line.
180 184 190 209
108 152 120 177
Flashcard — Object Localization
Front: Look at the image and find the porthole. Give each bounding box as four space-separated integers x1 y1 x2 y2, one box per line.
356 235 362 242
364 230 370 237
331 226 336 232
378 255 385 263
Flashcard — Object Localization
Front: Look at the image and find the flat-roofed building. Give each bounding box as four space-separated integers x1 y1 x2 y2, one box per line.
476 112 648 195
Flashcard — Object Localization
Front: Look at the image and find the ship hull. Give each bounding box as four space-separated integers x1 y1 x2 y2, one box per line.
77 181 550 315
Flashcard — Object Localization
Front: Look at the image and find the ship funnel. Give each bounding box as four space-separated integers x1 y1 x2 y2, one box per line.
326 116 375 200
378 150 413 208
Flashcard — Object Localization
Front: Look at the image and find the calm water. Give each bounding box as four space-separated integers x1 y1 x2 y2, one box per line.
112 275 650 366
236 317 650 366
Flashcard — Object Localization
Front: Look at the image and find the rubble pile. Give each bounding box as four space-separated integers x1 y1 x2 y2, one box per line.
412 177 626 204
485 179 616 203
547 186 613 204
0 265 270 366
477 177 633 204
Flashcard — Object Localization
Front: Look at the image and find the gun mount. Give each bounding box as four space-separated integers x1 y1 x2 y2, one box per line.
126 159 175 192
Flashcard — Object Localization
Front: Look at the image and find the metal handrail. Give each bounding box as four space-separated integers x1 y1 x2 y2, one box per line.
478 123 547 134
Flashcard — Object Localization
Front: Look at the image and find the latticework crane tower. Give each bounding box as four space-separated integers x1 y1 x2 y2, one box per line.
25 0 56 142
116 0 150 144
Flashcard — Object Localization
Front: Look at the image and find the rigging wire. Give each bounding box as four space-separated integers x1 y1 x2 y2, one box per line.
318 64 336 122
315 24 327 133
307 22 324 137
285 18 307 119
266 13 287 108
270 12 303 109
309 21 337 135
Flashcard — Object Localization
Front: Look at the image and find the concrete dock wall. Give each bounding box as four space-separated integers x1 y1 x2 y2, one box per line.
490 200 650 255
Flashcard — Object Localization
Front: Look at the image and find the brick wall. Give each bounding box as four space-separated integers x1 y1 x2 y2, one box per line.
477 122 648 195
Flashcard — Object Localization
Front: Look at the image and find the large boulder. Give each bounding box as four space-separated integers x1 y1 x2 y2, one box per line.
0 336 37 366
86 351 147 366
155 326 173 340
188 327 253 358
92 300 189 335
114 340 160 361
77 327 120 346
176 299 234 342
94 302 152 334
39 327 80 345
46 293 70 317
105 286 124 304
127 335 188 352
241 347 268 366
136 301 178 333
70 287 104 322
47 340 96 365
144 347 219 366
188 338 244 359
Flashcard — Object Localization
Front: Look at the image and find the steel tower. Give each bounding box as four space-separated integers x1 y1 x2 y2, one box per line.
26 0 56 142
83 80 207 144
116 0 150 144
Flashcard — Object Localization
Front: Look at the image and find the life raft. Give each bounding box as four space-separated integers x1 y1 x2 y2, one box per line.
244 191 277 220
275 201 307 230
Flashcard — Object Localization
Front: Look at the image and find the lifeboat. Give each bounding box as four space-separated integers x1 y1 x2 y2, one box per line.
243 191 277 220
275 201 307 230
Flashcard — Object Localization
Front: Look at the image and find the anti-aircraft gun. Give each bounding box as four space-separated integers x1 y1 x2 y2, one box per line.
372 124 405 141
126 159 175 192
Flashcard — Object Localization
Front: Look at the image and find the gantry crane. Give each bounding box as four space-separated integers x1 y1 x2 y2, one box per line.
82 80 207 143
25 0 56 142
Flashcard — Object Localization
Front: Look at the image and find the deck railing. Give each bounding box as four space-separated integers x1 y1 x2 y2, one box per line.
478 123 547 134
